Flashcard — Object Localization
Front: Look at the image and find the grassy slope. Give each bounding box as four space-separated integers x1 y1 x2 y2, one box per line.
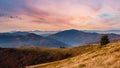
0 44 98 68
26 42 120 68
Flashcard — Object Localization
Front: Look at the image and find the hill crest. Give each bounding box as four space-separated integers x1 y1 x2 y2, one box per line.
26 41 120 68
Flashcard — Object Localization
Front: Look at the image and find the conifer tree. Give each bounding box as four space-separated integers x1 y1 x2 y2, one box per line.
100 34 110 46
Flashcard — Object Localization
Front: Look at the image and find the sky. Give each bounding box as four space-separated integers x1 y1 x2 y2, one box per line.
0 0 120 32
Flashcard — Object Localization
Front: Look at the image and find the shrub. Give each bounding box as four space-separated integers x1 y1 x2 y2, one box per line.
60 46 66 48
100 34 110 47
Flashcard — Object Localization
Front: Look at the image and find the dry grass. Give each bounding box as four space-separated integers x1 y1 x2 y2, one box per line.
0 44 98 68
26 41 120 68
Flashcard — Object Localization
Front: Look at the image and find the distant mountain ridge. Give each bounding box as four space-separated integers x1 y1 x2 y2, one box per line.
9 30 59 37
49 29 120 46
0 32 69 48
84 30 120 34
0 29 120 47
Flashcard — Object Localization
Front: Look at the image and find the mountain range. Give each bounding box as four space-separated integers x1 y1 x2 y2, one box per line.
49 29 120 46
0 29 120 47
0 33 68 48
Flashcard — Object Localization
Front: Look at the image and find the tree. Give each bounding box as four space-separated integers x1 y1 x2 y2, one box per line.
100 34 110 46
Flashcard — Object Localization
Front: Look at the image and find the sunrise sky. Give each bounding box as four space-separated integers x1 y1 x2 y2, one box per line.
0 0 120 32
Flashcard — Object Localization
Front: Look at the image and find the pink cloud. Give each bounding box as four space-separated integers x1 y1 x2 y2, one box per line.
0 0 120 32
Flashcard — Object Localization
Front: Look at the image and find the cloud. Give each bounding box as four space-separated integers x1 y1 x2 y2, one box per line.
0 0 120 31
